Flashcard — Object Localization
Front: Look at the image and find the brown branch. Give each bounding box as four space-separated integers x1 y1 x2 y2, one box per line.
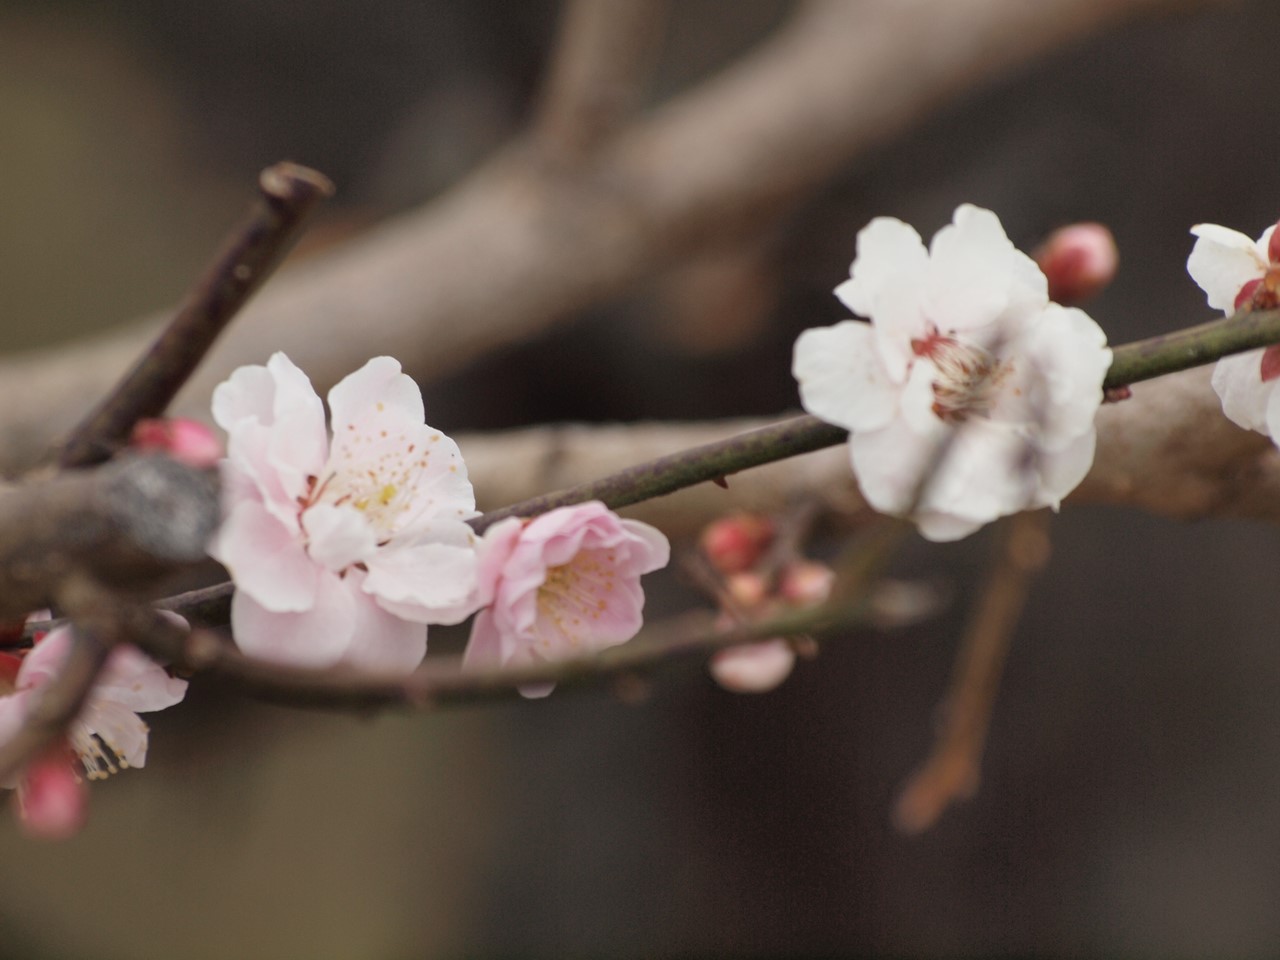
0 0 1186 470
54 162 334 469
535 0 670 160
892 510 1052 834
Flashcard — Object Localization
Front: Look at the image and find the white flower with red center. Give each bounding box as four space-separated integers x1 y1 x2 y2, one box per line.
463 502 670 697
1186 220 1280 437
210 353 482 671
0 624 188 789
793 204 1112 541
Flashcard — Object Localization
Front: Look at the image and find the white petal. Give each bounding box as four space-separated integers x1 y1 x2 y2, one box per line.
1212 350 1273 435
793 321 898 432
1188 224 1268 312
913 510 985 543
1034 429 1097 508
1014 303 1111 447
848 420 933 516
210 500 320 613
230 573 357 667
94 645 188 712
328 356 425 429
927 205 1041 332
302 503 376 572
211 364 276 431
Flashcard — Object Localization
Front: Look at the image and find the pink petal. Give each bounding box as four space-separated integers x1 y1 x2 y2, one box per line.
302 503 376 572
327 356 425 431
363 539 481 624
340 578 428 673
210 500 321 613
230 572 358 667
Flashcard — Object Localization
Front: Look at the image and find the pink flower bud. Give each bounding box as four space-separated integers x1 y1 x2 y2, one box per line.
710 639 796 694
778 560 835 605
699 514 775 574
1033 223 1118 306
14 749 87 841
130 418 222 468
725 572 768 609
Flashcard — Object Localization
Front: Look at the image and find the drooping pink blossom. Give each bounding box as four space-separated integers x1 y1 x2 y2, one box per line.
209 354 483 671
793 204 1112 541
463 502 670 697
0 622 188 838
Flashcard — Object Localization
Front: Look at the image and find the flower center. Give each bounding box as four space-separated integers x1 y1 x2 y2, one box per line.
911 328 1011 423
535 555 615 652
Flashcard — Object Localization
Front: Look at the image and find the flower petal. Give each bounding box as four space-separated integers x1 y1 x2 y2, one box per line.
328 356 425 430
793 321 899 432
341 575 428 673
1213 350 1273 435
303 503 377 572
1188 224 1269 312
363 538 481 624
210 500 321 612
230 571 358 667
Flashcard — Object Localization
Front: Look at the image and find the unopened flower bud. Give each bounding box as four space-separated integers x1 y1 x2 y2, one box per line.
14 749 87 841
699 514 775 574
1033 222 1118 306
778 560 834 605
725 571 768 609
709 639 796 694
131 418 222 468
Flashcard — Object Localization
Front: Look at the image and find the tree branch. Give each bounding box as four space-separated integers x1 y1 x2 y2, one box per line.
54 162 333 469
0 0 1190 470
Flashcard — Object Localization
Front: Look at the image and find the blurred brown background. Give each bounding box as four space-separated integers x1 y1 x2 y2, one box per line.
2 1 1280 957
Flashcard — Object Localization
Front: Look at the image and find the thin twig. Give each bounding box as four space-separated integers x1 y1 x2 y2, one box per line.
55 162 334 469
892 510 1052 834
535 0 670 160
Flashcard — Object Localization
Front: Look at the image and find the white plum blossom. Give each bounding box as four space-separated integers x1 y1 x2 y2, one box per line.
1186 221 1280 437
210 353 482 671
464 502 670 697
793 204 1112 541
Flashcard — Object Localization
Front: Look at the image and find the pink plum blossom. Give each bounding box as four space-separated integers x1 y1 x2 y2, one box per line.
1032 222 1118 306
1186 220 1280 438
793 204 1112 541
0 623 188 813
210 354 483 671
464 502 670 697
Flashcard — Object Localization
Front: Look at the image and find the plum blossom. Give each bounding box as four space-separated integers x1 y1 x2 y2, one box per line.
463 502 670 697
0 623 189 838
1186 220 1280 437
210 354 482 671
793 204 1112 541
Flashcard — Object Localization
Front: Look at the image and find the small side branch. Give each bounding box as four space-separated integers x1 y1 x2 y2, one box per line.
893 510 1052 834
535 0 670 160
55 162 334 469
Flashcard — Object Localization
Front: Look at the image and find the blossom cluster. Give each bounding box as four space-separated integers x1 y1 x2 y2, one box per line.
210 353 670 682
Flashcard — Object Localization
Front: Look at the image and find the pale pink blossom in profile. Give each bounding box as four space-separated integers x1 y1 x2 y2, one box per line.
131 418 223 468
710 639 795 694
793 204 1112 541
1187 220 1280 438
464 502 670 698
0 622 188 838
1032 223 1118 306
210 354 483 671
